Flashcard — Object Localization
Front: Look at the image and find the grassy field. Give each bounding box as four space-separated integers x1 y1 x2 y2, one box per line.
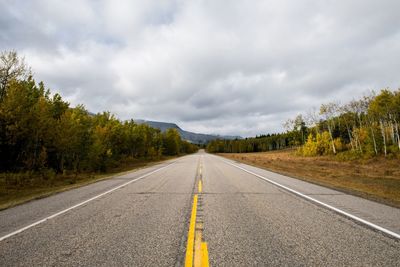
0 156 176 210
219 150 400 208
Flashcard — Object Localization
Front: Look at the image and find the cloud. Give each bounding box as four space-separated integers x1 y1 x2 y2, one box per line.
1 0 400 136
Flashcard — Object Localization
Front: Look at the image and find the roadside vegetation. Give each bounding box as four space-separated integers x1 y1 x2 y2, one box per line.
0 50 198 209
207 88 400 159
207 86 400 206
0 157 176 210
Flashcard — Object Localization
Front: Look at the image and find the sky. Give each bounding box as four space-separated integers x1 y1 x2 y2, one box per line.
1 0 400 137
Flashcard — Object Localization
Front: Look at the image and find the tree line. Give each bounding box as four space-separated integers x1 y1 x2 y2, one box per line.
208 89 400 158
0 50 198 175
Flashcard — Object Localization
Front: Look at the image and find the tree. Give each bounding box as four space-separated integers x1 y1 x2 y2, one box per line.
339 103 356 151
393 90 400 150
320 102 339 154
163 128 181 155
0 49 198 176
283 115 307 146
368 90 395 157
0 51 31 100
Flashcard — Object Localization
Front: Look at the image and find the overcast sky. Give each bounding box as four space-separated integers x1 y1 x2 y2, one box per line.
1 0 399 136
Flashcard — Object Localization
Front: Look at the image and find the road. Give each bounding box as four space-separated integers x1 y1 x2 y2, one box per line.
0 151 399 266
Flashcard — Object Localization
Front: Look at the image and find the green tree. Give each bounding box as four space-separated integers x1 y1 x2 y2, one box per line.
163 128 181 155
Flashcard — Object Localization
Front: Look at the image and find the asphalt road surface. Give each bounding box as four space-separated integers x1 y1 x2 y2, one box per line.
0 151 399 266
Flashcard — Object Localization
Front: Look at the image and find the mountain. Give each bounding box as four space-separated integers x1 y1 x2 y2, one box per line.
135 120 241 144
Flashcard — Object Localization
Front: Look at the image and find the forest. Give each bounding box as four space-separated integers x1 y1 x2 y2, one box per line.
0 50 198 179
207 89 400 159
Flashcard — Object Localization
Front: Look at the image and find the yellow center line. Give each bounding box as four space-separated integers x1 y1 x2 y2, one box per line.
194 222 209 267
186 159 209 266
201 242 209 267
185 194 198 267
185 165 210 267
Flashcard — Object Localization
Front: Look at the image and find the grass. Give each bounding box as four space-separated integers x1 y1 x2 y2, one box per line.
0 156 177 211
218 149 400 208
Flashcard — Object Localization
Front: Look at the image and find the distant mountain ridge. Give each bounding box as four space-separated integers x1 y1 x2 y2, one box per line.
135 119 241 144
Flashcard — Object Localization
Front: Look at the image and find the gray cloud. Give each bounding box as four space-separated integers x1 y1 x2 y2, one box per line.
1 0 399 136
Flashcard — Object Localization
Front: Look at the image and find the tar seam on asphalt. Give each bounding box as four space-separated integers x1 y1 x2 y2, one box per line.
184 156 210 267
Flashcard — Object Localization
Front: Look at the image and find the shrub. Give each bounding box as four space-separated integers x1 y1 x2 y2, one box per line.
301 134 318 156
300 131 334 156
316 131 332 155
334 138 345 152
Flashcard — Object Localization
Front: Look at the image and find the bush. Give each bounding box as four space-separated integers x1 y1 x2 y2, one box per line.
3 172 32 187
40 168 56 183
335 150 363 161
387 145 400 154
334 138 345 152
301 134 318 156
301 132 332 156
316 132 332 155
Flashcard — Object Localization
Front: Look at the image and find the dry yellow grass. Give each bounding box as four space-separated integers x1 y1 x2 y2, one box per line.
219 150 400 208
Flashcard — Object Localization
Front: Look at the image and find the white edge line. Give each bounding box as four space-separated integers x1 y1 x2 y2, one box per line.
0 162 175 242
222 159 400 240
